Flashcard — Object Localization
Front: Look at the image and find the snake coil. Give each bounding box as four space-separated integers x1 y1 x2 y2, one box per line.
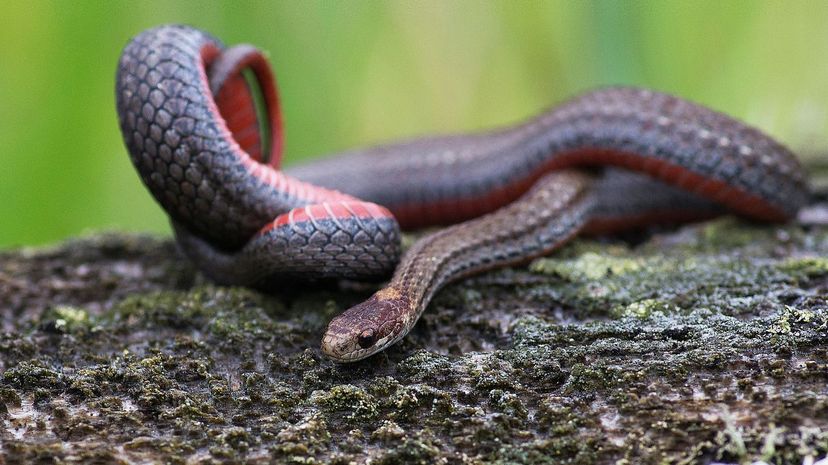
116 25 808 362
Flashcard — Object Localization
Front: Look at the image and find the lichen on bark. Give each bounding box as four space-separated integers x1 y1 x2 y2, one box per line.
1 185 827 464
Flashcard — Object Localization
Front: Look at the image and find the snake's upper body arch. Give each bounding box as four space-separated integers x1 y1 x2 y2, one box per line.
116 25 808 362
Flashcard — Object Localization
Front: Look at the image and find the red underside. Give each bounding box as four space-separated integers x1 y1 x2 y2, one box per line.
215 73 264 163
260 201 394 234
390 149 787 230
202 44 364 211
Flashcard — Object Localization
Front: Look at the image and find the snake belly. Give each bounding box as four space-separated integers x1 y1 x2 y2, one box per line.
116 25 808 363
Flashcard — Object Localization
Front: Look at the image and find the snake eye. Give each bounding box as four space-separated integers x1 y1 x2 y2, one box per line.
357 329 376 349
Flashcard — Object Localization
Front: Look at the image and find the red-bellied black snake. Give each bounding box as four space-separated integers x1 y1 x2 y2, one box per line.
116 25 808 362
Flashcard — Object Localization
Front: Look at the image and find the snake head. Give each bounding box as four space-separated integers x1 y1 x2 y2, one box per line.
321 290 410 362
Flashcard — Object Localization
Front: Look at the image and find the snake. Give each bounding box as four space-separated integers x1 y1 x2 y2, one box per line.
116 25 808 362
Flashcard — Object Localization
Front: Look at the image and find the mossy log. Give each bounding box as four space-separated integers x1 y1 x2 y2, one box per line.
1 180 827 464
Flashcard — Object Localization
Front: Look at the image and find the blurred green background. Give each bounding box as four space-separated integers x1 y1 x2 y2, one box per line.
1 1 827 248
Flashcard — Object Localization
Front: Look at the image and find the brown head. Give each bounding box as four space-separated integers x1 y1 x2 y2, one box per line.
321 289 411 362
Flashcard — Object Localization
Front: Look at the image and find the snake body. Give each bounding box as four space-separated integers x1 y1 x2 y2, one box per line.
116 25 808 362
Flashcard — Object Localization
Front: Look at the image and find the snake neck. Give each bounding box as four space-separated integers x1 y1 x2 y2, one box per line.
381 171 598 340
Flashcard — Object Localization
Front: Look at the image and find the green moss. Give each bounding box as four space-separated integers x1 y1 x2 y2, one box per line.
778 256 828 279
311 384 379 423
41 305 90 332
530 251 643 281
371 420 406 442
3 360 63 390
613 298 677 318
374 435 441 465
397 350 453 382
488 389 528 419
270 412 332 460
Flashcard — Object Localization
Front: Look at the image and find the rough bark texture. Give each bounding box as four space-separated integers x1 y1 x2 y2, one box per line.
1 173 827 465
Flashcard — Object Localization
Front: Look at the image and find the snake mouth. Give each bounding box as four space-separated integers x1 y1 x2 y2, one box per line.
321 332 366 363
205 44 284 167
321 331 399 363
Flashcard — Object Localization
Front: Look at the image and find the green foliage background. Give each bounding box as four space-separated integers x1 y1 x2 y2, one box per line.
1 1 826 247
